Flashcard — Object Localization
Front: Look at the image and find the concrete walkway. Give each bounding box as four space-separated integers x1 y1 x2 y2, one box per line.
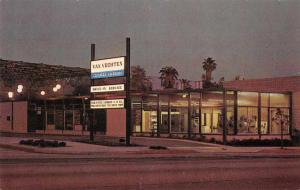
1 136 300 159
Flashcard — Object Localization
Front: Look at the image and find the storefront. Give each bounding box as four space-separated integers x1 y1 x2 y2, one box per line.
131 89 292 140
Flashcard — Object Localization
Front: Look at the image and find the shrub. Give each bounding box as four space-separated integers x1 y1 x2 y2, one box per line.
227 138 293 147
19 139 66 148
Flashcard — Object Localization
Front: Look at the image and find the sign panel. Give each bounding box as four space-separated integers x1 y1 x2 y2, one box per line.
91 84 125 93
90 99 124 109
91 57 125 79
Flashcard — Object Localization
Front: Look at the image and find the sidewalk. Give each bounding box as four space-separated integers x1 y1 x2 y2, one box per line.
1 136 300 160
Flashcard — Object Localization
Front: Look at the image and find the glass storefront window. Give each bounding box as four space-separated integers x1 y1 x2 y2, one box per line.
132 100 142 133
202 91 223 107
191 93 200 134
142 94 158 133
261 108 268 134
170 93 188 133
238 92 258 106
270 108 289 134
226 91 235 106
237 107 258 134
270 93 289 107
227 107 234 134
201 107 223 134
159 95 169 133
261 93 269 107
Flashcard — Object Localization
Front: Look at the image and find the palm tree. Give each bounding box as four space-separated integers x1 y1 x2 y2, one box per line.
159 66 179 89
131 65 152 91
180 79 191 90
202 57 217 82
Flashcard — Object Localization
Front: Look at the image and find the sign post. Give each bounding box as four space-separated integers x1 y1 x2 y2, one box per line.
125 37 131 146
89 38 131 145
90 44 95 142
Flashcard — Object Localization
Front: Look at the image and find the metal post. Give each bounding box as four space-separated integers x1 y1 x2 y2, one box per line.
199 91 202 135
11 100 14 130
157 93 160 137
90 44 95 142
126 37 131 146
289 92 293 138
234 91 238 135
222 90 227 145
188 92 191 138
258 93 261 139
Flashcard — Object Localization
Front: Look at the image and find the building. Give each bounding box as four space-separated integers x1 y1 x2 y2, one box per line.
1 59 299 141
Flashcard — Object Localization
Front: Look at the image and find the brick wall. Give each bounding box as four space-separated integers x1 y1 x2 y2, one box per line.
106 109 126 137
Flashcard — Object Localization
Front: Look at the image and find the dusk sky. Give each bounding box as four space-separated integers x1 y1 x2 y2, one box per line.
1 0 300 81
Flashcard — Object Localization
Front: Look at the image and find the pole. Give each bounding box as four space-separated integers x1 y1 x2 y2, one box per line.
90 44 95 142
126 37 131 146
222 89 227 145
11 100 14 130
281 115 284 149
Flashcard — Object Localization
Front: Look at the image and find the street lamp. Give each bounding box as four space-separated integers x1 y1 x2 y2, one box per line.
41 91 46 96
56 84 61 90
8 91 14 99
8 91 14 130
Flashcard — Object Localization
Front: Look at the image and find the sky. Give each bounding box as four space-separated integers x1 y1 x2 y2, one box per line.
1 0 300 81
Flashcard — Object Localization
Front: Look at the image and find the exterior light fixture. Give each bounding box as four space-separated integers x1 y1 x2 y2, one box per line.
56 84 61 90
182 94 187 98
17 84 23 89
53 87 58 92
8 91 14 98
41 91 46 96
17 84 23 93
17 88 23 93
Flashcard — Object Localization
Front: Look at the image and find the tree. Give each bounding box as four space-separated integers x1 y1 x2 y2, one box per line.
131 65 152 91
272 108 289 149
180 79 191 90
159 66 179 89
202 57 217 82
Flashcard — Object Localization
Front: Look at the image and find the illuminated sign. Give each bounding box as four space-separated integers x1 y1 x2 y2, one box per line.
90 99 124 109
90 84 124 93
91 57 125 79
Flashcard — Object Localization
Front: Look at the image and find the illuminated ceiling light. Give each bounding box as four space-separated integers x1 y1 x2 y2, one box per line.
53 87 58 92
8 91 14 98
56 84 61 90
41 91 46 96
